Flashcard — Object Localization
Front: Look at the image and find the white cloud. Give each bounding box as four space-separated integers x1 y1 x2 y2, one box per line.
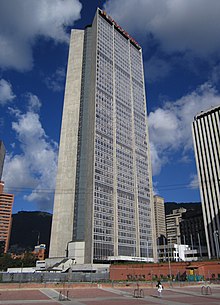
0 79 16 105
150 141 168 176
3 94 58 211
44 67 66 92
0 0 82 71
103 0 220 56
26 93 42 112
189 174 199 190
148 82 220 175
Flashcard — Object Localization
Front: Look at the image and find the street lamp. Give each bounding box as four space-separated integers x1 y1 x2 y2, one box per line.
213 231 219 259
32 231 40 245
146 240 149 261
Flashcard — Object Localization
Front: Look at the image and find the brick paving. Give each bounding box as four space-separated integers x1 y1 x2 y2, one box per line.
82 300 154 305
0 303 58 305
56 288 118 298
0 289 49 300
0 284 219 305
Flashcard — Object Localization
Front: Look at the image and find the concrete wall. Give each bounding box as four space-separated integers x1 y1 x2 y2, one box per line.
0 271 109 283
49 30 85 258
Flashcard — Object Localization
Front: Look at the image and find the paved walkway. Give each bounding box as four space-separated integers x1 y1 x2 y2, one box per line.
0 284 219 305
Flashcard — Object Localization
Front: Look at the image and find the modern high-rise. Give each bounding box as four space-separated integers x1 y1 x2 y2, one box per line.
0 141 5 180
192 105 220 259
0 181 14 254
49 8 156 264
154 195 166 239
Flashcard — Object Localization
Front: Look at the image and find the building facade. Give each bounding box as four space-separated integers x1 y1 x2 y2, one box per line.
192 105 220 259
0 181 14 254
154 195 166 239
0 141 5 180
49 8 156 263
166 207 186 245
180 208 207 258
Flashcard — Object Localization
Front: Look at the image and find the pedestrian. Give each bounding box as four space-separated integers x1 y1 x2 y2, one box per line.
156 281 163 297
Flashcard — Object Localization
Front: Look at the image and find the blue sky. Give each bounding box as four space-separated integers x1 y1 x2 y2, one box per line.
0 0 220 213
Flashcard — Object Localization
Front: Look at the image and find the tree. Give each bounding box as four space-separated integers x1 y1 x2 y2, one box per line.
0 252 37 271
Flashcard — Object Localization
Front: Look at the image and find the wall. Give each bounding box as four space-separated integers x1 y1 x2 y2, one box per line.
110 261 220 281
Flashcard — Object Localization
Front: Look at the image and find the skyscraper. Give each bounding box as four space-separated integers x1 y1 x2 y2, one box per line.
192 105 220 259
154 195 166 239
49 8 156 264
0 181 14 254
0 140 6 180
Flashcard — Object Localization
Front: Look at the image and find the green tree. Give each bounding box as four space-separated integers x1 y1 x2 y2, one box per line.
0 252 37 271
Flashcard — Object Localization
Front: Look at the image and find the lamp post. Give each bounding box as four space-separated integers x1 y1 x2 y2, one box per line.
146 240 149 262
213 231 219 259
190 234 194 260
197 233 202 259
32 230 40 245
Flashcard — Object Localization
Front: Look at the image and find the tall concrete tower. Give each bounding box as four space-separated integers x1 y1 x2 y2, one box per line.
49 8 156 263
192 105 220 259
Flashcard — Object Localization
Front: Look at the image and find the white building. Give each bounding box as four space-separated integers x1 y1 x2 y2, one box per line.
192 105 220 259
173 244 198 262
49 8 156 264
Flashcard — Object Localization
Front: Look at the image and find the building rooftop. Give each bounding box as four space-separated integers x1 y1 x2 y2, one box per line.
194 104 220 120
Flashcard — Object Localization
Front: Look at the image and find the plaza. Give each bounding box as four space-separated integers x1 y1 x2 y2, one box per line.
0 282 220 305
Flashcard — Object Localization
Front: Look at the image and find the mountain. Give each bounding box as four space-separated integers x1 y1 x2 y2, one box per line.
8 203 201 254
9 211 52 254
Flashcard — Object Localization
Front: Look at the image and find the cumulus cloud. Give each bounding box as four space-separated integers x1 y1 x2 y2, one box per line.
44 67 66 92
26 93 42 112
103 0 220 56
3 93 58 210
189 174 199 190
0 0 82 71
148 82 220 175
150 142 168 176
0 79 16 105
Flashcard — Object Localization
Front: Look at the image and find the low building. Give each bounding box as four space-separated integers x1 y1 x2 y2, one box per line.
35 260 46 271
173 244 198 262
33 244 46 260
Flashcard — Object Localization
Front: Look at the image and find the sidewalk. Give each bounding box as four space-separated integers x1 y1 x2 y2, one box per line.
0 283 219 305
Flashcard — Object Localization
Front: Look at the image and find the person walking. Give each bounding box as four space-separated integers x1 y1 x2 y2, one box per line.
156 281 163 297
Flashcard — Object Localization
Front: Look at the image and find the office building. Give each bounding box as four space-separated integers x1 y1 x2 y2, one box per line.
192 105 220 259
0 181 14 253
50 8 156 263
154 195 166 239
180 207 207 258
166 207 186 245
0 141 5 180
